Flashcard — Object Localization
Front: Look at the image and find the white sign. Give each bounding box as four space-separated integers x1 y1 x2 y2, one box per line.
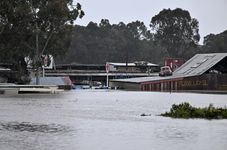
42 55 54 69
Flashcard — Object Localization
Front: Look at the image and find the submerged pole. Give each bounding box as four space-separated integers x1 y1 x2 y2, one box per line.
106 63 109 87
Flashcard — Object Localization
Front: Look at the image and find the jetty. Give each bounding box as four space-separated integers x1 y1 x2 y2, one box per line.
0 84 63 95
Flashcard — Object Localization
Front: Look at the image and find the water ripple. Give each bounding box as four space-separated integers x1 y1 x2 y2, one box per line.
0 122 69 133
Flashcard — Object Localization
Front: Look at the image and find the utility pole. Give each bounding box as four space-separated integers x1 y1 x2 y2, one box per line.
35 22 40 85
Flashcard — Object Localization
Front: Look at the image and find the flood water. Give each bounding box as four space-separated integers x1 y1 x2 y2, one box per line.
0 90 227 150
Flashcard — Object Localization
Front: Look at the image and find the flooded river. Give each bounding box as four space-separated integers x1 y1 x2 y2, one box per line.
0 90 227 150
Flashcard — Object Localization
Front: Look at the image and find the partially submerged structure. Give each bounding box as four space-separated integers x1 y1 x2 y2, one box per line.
46 61 159 86
0 76 71 95
30 77 72 90
0 84 63 95
107 62 159 73
110 53 227 93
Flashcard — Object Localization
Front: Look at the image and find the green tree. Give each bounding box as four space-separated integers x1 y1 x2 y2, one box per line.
126 21 154 62
150 8 200 58
0 0 84 83
202 30 227 53
126 21 150 40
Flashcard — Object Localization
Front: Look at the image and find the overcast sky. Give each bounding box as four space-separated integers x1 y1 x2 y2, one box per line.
75 0 227 43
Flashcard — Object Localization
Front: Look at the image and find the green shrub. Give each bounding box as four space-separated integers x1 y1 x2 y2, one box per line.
161 102 227 119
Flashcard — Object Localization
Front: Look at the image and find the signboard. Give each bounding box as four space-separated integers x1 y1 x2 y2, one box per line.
41 55 54 69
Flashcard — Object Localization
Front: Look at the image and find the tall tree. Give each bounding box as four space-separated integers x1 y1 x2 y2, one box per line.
150 8 200 58
126 21 150 40
0 0 84 83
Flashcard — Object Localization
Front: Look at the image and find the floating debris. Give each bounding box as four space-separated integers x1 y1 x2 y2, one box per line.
140 113 151 117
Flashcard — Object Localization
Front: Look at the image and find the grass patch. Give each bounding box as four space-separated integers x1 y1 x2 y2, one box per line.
161 102 227 119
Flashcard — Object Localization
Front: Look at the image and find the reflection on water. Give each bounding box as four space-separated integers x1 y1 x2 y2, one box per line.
0 90 227 150
155 124 198 140
0 122 68 133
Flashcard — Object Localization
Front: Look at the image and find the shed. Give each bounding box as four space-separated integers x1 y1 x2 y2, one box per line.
110 53 227 93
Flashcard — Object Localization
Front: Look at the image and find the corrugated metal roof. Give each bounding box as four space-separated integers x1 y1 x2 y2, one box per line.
111 74 184 83
173 53 227 77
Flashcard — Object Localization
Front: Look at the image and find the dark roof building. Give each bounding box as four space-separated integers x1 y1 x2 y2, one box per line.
0 67 12 83
110 53 227 93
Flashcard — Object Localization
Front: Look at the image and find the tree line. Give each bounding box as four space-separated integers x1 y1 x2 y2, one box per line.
57 8 227 65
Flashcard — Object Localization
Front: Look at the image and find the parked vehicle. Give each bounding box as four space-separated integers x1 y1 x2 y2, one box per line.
159 66 172 77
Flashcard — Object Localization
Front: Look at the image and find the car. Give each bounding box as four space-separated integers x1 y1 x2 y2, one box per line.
159 66 173 77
